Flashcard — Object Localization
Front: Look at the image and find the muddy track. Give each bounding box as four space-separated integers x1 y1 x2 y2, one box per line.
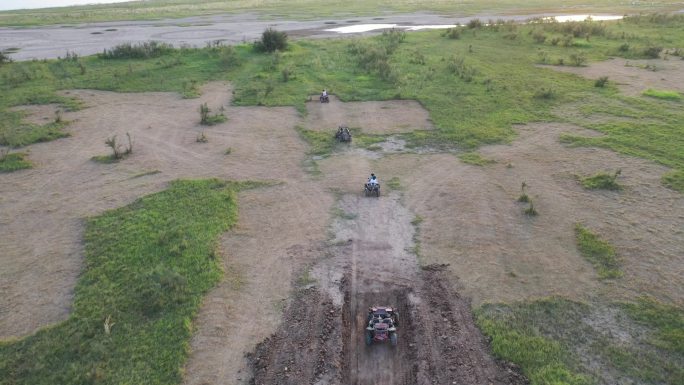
248 193 525 385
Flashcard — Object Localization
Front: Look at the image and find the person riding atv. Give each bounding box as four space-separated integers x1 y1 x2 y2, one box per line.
320 89 329 103
364 173 380 197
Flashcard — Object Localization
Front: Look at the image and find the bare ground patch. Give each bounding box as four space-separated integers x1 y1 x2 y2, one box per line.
0 82 315 339
546 57 684 96
304 95 434 134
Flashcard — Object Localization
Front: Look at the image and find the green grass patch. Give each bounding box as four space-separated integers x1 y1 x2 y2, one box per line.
0 151 31 172
580 170 621 190
386 176 402 190
91 154 119 164
458 152 496 166
477 297 684 385
296 127 335 156
0 179 242 385
642 89 682 101
662 169 684 192
475 299 591 385
574 224 622 279
621 297 684 354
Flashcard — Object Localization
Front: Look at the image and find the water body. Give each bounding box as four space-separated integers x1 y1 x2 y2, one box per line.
325 15 624 34
0 0 138 11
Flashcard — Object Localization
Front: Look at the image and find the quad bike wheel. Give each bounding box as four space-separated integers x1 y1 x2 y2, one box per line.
365 330 373 346
390 332 397 346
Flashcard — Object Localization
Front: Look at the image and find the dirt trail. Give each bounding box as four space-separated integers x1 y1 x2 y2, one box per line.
249 191 523 384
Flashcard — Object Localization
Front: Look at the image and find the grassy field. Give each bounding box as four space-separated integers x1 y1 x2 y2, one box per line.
0 179 246 385
1 13 683 385
1 0 683 27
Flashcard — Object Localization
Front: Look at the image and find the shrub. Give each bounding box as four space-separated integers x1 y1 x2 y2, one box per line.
447 55 477 82
618 43 630 52
580 169 621 190
467 19 482 29
254 28 288 53
642 46 662 59
199 103 227 125
218 46 241 68
532 31 547 43
594 76 609 87
100 41 173 59
550 37 561 46
442 27 461 39
534 87 555 99
0 51 12 66
569 52 587 67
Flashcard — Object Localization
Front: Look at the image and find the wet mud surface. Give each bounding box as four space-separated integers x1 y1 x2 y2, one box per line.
247 194 525 385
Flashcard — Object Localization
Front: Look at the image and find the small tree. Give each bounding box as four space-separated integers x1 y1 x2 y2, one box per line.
254 28 288 53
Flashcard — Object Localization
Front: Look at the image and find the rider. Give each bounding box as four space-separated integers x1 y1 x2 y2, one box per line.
322 89 328 97
367 173 379 189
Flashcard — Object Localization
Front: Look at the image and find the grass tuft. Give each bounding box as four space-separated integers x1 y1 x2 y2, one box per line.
574 224 622 279
642 89 682 101
458 152 495 166
580 169 621 190
0 151 31 172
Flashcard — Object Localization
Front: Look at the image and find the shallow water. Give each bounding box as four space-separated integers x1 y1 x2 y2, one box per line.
325 14 624 34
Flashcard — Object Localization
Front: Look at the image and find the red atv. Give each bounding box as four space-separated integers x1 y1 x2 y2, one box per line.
365 306 398 346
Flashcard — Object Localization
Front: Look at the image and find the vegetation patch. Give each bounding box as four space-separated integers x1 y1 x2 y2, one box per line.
386 176 402 190
662 169 684 192
580 169 621 190
476 297 684 385
0 151 31 172
0 179 242 385
574 224 621 279
458 152 495 166
621 297 684 354
642 89 682 101
199 103 227 126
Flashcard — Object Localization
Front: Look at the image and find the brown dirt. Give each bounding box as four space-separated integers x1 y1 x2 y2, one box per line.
305 95 434 134
9 104 63 125
545 57 684 96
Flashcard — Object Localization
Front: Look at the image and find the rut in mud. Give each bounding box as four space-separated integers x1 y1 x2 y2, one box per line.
248 193 525 385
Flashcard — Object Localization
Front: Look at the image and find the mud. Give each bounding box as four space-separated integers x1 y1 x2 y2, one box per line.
247 194 524 385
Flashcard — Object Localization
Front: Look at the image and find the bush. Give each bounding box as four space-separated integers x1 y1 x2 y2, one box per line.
618 43 630 52
642 46 662 59
254 28 288 53
534 87 555 99
447 55 477 82
595 76 609 87
100 41 173 59
569 52 587 67
218 46 241 68
0 51 12 66
467 19 482 29
442 28 461 39
580 170 621 190
532 31 547 43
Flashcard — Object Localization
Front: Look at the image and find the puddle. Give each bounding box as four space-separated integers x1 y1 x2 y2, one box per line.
325 14 624 34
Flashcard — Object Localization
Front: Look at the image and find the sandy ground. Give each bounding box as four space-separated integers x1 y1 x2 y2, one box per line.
305 95 433 134
547 56 684 96
2 52 683 383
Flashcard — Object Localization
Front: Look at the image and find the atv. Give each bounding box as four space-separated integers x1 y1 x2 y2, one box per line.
365 306 398 346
